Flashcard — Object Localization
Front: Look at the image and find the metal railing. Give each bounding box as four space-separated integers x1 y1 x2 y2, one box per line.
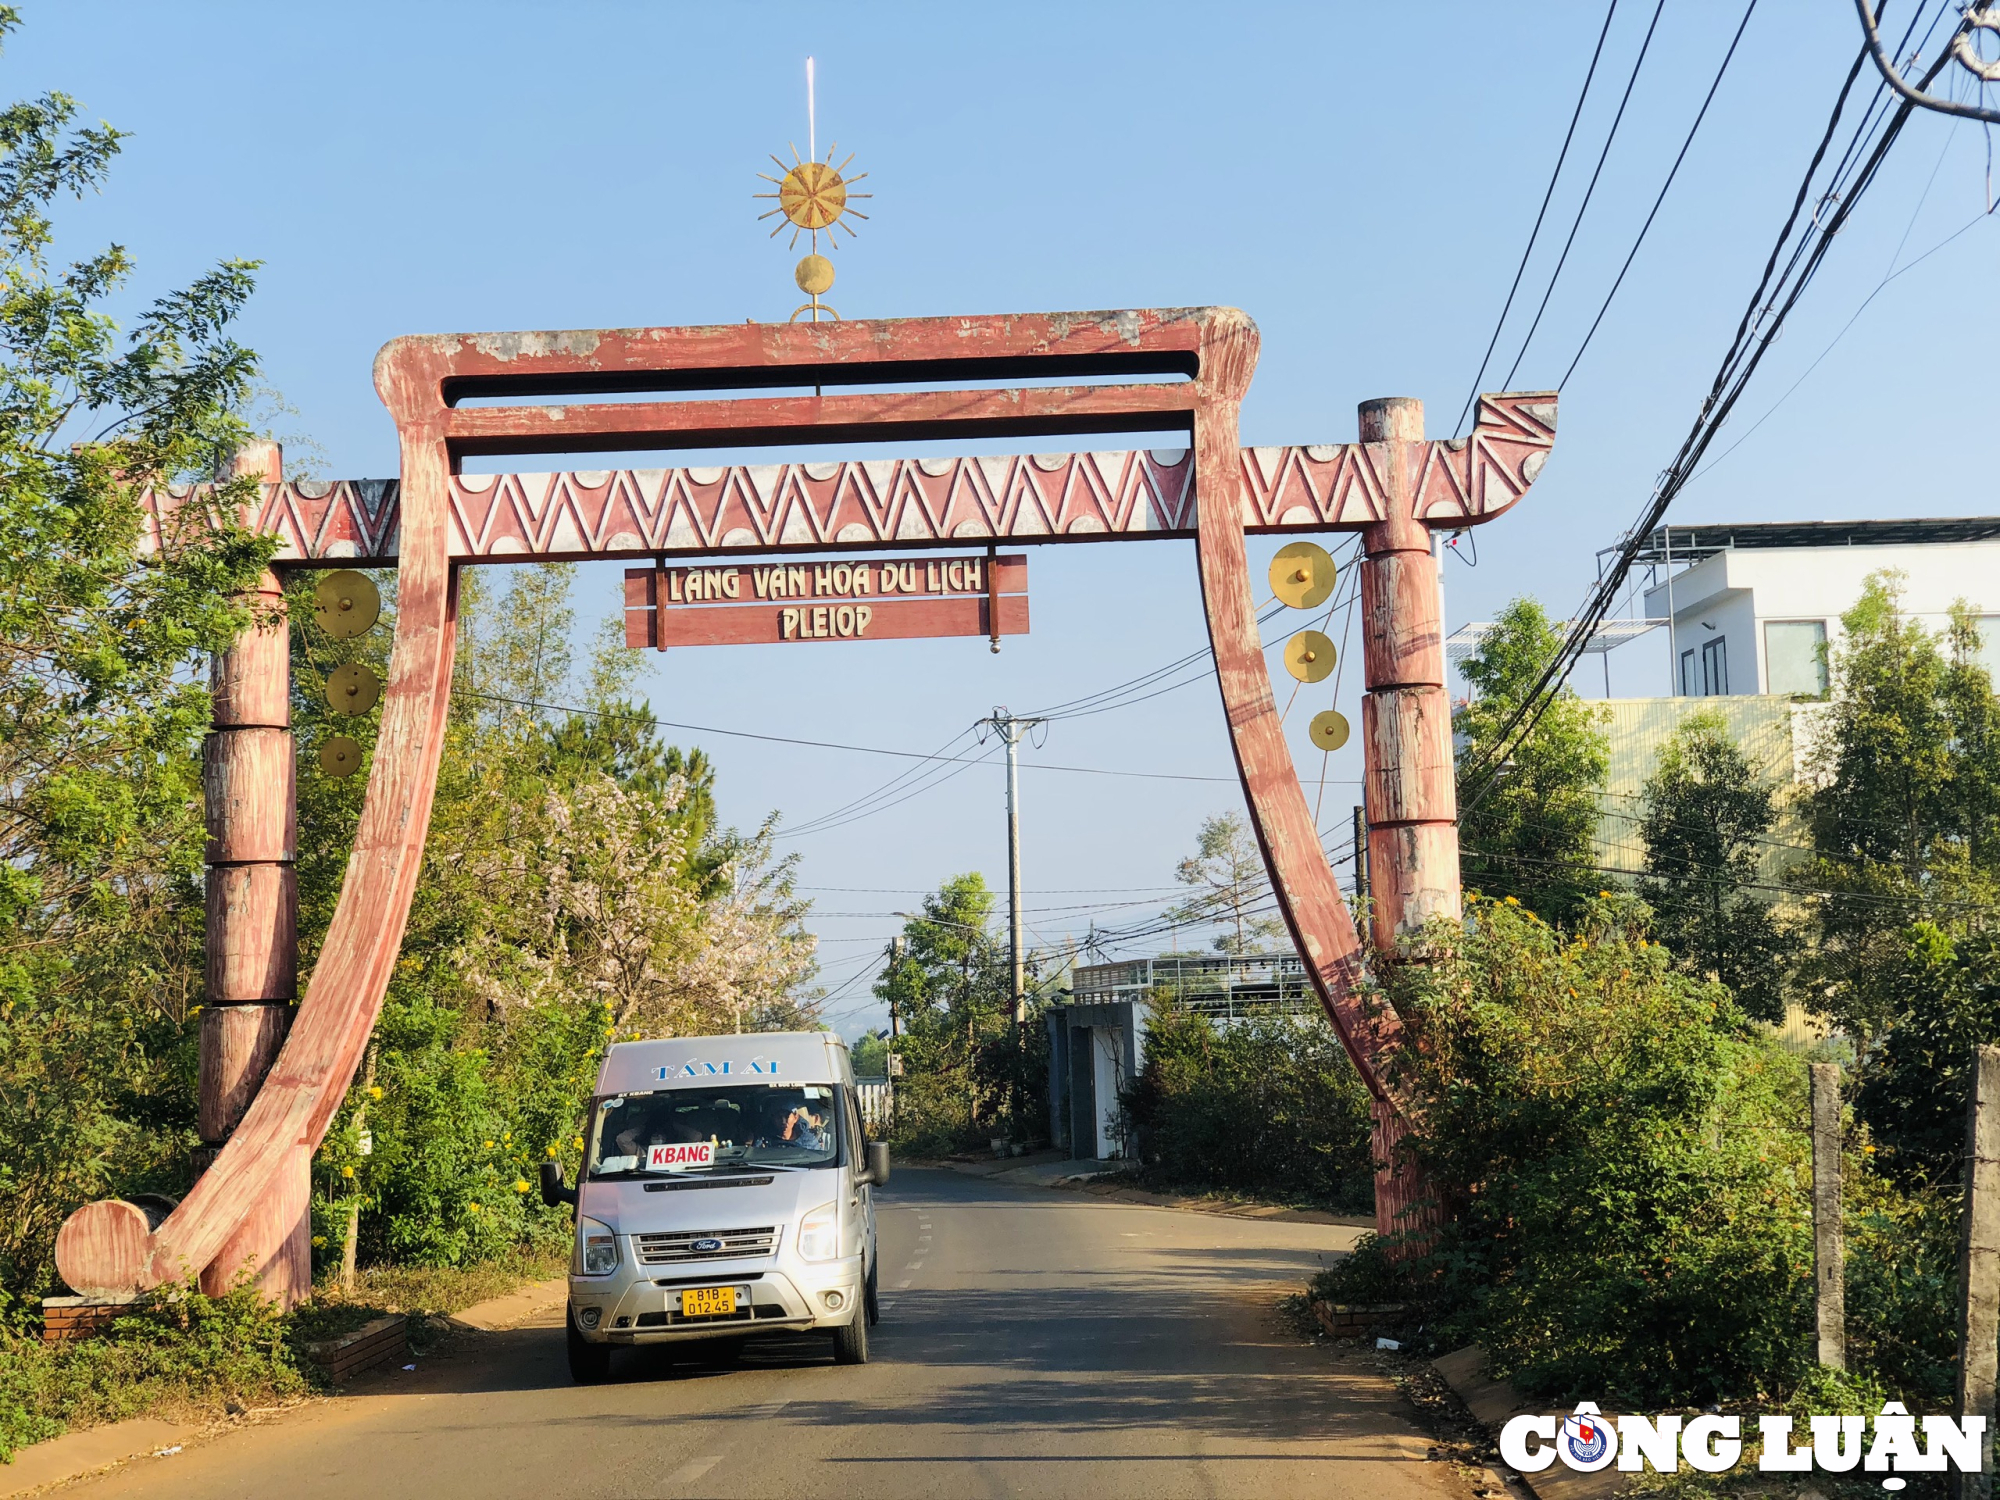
1070 952 1318 1021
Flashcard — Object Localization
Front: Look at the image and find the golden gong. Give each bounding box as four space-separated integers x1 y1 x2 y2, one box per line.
326 661 381 716
1269 542 1336 610
319 735 363 778
1283 630 1336 683
315 570 381 639
1307 709 1351 752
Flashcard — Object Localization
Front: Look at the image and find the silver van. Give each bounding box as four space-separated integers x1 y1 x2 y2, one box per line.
539 1031 889 1382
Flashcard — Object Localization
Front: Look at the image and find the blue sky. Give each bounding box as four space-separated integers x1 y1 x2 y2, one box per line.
22 4 1998 1033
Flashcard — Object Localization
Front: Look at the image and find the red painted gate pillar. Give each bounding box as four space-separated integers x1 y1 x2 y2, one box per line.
199 440 311 1305
1357 397 1457 1239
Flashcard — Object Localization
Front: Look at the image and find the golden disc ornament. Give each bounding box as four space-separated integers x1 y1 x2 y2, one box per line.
319 736 363 778
1269 542 1337 609
326 661 381 716
1283 630 1337 683
1307 709 1351 752
315 570 380 639
794 254 835 295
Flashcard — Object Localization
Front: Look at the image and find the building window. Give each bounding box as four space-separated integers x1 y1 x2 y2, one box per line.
1701 636 1728 696
1765 619 1828 697
1680 648 1697 697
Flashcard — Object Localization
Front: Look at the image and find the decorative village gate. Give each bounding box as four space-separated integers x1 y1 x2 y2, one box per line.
55 308 1555 1303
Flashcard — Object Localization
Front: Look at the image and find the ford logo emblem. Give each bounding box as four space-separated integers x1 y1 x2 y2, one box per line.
691 1237 724 1253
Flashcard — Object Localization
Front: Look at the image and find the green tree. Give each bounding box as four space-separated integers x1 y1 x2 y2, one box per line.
1454 598 1610 928
304 564 820 1271
874 874 1036 1149
1166 812 1285 955
1794 572 2000 1037
1637 712 1789 1021
0 9 271 1297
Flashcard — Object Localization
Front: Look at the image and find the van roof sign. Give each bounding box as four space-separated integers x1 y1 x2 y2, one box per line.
655 1059 781 1080
594 1030 849 1095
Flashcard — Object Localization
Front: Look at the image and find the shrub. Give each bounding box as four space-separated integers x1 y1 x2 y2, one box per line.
1120 1000 1375 1214
0 1287 310 1462
1382 894 1818 1406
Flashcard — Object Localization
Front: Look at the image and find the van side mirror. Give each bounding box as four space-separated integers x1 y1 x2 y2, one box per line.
862 1141 891 1188
539 1160 578 1208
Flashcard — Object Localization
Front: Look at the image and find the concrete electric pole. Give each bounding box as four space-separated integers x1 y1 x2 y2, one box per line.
979 708 1045 1025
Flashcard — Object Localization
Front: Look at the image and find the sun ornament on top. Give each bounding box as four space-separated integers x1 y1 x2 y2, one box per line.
756 144 870 322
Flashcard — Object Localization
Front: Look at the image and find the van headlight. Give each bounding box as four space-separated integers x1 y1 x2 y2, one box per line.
578 1216 620 1276
796 1202 839 1262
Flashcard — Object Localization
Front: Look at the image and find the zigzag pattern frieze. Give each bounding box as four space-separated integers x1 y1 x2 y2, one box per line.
134 396 1554 564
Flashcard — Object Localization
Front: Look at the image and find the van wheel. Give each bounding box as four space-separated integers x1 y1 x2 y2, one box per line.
865 1257 880 1326
567 1312 612 1384
831 1309 869 1365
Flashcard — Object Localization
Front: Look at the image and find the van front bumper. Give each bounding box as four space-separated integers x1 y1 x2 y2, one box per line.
569 1254 863 1344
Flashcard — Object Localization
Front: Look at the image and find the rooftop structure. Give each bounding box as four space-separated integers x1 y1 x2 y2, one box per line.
1634 515 2000 698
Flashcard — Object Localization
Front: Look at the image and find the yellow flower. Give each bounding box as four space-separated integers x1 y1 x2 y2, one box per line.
546 1144 558 1157
311 1235 326 1247
1504 895 1519 905
468 1202 481 1213
483 1140 494 1149
604 1026 616 1037
340 1164 355 1179
514 1179 530 1193
573 1136 585 1150
367 1086 383 1100
502 1133 511 1144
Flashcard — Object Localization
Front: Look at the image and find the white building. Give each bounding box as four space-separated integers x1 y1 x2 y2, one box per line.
1637 518 2000 698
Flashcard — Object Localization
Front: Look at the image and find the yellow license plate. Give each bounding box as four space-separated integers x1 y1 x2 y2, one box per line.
680 1286 736 1317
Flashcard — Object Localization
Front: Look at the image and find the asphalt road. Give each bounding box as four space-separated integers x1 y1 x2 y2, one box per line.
76 1168 1468 1500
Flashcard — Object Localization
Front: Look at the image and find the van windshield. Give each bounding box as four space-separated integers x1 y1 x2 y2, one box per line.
587 1084 841 1177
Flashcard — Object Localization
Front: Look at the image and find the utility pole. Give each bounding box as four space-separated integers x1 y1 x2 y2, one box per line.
979 707 1046 1026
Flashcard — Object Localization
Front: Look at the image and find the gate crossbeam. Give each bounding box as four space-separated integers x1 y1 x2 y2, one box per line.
132 414 1551 566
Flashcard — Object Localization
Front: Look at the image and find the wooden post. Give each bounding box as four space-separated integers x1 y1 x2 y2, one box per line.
1958 1046 2000 1500
1358 398 1460 953
199 440 311 1307
1355 398 1455 1243
1810 1062 1845 1369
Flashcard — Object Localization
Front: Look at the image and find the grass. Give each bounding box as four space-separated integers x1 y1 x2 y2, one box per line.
0 1245 568 1465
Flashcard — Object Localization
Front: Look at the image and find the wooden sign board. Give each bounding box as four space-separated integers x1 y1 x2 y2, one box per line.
624 554 1028 649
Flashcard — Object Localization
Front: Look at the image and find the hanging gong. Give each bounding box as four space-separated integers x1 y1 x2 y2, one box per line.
1269 541 1336 610
1282 630 1336 683
315 570 381 639
326 661 381 716
319 735 363 778
1307 709 1351 753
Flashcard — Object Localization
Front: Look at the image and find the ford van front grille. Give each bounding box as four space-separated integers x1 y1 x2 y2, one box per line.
633 1227 779 1265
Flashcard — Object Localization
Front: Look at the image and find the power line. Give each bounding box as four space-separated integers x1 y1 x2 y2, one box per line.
1501 0 1669 389
1455 0 1623 435
452 688 1241 785
1558 0 1760 390
1459 29 1959 814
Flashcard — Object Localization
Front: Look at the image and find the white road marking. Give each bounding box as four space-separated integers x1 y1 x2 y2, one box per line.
907 1260 924 1269
668 1455 722 1486
896 1278 912 1289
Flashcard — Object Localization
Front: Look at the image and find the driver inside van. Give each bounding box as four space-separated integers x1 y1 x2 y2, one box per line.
781 1101 829 1151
